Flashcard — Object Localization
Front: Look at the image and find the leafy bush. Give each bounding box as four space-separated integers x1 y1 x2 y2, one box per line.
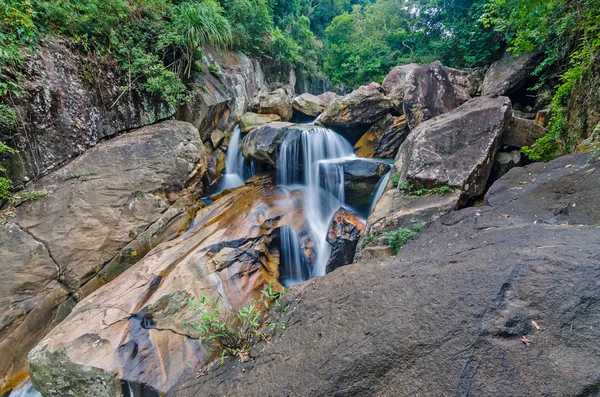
383 227 419 255
401 183 454 197
0 141 17 200
184 283 286 363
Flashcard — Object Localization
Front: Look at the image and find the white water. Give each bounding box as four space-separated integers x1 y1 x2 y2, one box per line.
9 382 41 397
277 126 356 285
218 125 245 191
370 170 391 214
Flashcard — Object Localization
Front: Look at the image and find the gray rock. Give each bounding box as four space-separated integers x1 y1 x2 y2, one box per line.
166 154 600 397
382 61 464 129
0 39 174 185
395 96 512 202
482 51 542 96
490 150 522 182
0 121 206 389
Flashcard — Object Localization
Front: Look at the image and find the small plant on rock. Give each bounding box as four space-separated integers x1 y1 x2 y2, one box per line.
185 282 286 363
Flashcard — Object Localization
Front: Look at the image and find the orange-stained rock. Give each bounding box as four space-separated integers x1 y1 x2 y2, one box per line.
354 114 409 158
29 183 314 397
325 207 365 273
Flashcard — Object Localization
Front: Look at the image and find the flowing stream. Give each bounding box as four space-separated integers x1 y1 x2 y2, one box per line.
8 382 41 397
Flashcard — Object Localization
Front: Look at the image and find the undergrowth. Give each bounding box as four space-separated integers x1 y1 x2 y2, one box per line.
383 222 425 255
184 282 287 363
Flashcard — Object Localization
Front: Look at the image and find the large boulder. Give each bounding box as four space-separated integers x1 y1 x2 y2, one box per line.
28 183 314 396
241 122 315 166
0 121 207 393
167 155 600 397
502 116 547 148
382 61 464 129
482 51 542 96
443 66 486 99
258 89 293 121
395 96 512 202
318 83 396 129
0 39 174 184
354 114 409 158
239 112 281 133
325 208 365 273
291 92 337 117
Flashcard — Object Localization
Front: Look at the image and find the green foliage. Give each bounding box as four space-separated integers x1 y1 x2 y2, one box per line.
400 182 454 197
383 226 419 255
324 0 500 86
389 173 400 189
208 64 222 78
185 283 287 362
485 0 600 161
0 141 17 200
13 189 47 201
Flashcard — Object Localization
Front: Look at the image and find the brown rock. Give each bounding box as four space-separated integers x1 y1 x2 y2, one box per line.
206 149 227 186
535 109 550 128
239 112 281 133
0 121 206 392
28 184 314 396
354 114 409 158
325 208 365 273
210 129 225 149
258 89 293 121
503 116 547 148
319 83 396 129
291 92 338 117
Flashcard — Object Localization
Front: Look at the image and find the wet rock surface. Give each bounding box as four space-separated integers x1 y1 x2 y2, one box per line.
28 183 314 396
325 208 365 273
167 154 600 397
354 114 408 158
0 121 206 392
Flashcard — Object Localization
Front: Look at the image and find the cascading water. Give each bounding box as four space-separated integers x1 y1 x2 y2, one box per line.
218 126 246 191
8 382 41 397
370 170 391 214
277 126 356 285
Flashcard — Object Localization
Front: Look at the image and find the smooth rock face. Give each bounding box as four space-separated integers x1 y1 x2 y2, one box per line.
503 116 547 148
239 112 281 133
354 114 408 158
382 61 463 128
258 89 293 121
325 208 365 273
167 154 600 397
0 121 206 393
444 66 485 99
319 83 396 129
291 92 337 117
395 96 512 202
0 39 173 184
29 183 313 396
482 51 542 96
241 122 313 166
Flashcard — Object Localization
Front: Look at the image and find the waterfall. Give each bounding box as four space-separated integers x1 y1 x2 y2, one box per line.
277 127 356 285
369 170 391 214
8 383 41 397
218 126 245 190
